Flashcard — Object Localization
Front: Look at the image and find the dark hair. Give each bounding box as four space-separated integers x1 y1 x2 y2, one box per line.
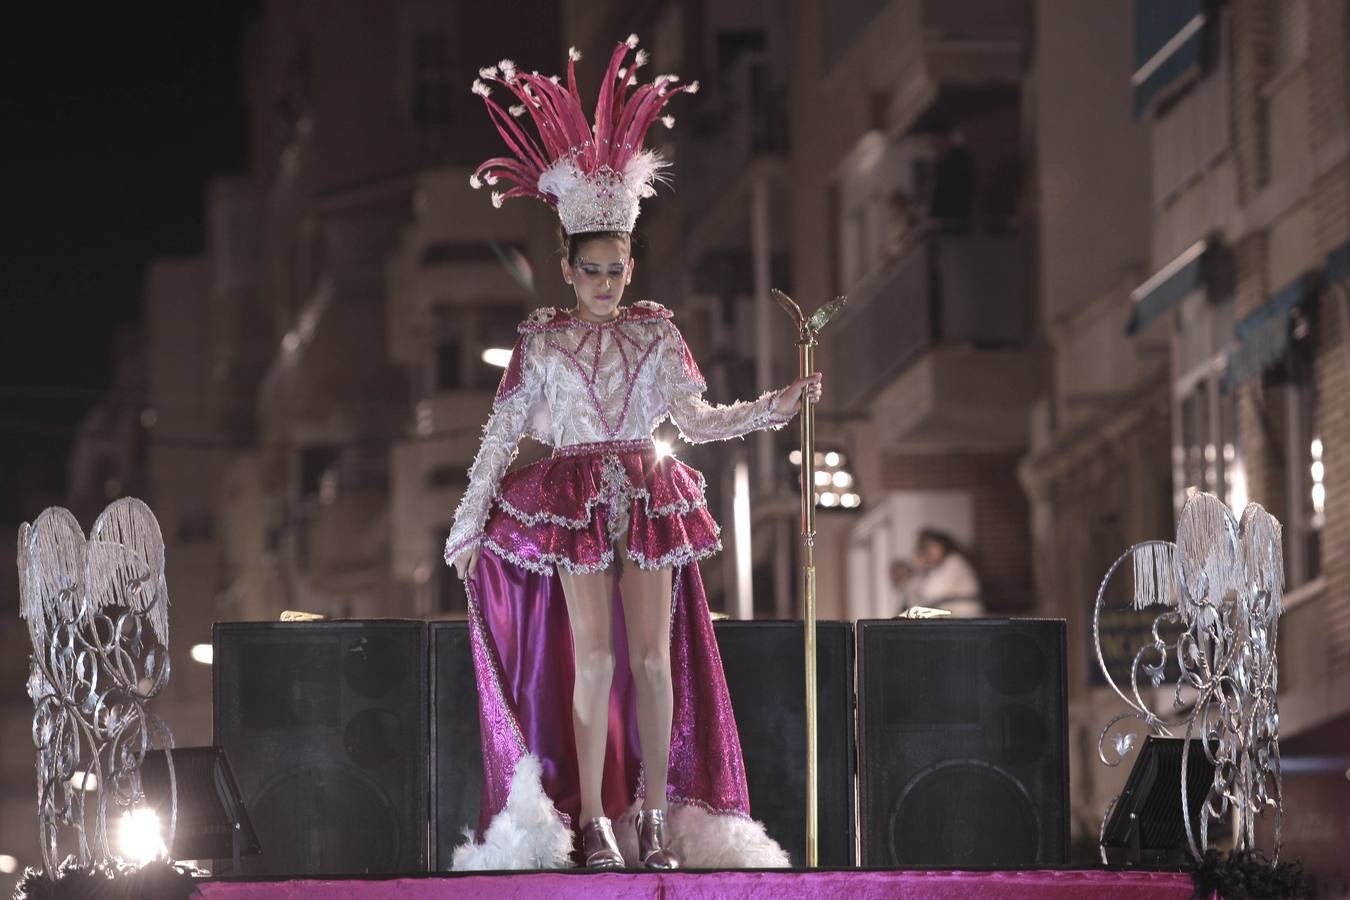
916 528 959 557
559 227 632 266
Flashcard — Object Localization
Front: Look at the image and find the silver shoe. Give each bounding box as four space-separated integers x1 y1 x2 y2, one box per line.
637 808 680 870
580 816 625 869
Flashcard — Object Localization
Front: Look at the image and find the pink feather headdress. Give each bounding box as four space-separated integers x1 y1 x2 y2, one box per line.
470 34 698 234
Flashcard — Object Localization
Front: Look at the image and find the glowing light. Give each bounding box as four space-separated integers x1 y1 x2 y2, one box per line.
814 470 830 487
481 347 513 368
282 332 301 353
824 451 840 467
70 771 98 792
0 856 16 875
819 491 838 507
832 471 853 489
190 644 213 665
1312 483 1326 513
1311 437 1323 460
118 808 165 865
788 450 802 466
732 461 752 620
1312 461 1325 482
654 439 674 459
1228 460 1249 516
840 493 860 508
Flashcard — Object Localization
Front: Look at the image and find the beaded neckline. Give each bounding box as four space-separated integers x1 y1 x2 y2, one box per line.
518 301 673 334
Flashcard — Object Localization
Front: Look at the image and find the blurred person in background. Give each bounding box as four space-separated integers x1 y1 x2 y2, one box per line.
910 528 983 617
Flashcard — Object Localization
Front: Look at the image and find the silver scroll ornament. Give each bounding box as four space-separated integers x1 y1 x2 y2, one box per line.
1093 491 1283 863
17 497 177 875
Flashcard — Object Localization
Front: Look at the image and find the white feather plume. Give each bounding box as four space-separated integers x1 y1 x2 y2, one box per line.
451 755 573 870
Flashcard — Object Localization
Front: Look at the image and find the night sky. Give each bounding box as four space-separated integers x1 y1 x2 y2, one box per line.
1 3 254 518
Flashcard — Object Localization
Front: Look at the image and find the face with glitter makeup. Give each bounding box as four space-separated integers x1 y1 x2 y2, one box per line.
562 235 634 323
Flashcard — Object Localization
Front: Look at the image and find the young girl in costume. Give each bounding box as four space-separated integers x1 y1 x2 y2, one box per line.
445 36 822 870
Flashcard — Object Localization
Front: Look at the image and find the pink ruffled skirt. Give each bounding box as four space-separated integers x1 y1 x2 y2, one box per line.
482 439 722 575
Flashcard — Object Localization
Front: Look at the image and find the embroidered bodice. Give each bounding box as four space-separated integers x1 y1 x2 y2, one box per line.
444 301 792 558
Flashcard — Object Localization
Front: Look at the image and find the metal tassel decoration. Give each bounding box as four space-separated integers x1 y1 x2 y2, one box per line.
17 498 177 876
1093 491 1284 863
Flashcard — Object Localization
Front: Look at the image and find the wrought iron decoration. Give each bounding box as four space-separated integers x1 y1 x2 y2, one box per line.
1093 491 1284 862
18 498 176 875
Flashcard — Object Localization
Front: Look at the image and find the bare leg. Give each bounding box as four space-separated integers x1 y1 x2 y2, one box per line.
618 557 674 811
557 568 614 825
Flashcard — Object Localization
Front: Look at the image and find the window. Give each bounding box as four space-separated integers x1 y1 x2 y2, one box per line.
1172 293 1241 512
436 341 461 391
1270 0 1309 77
430 304 525 394
411 30 452 128
1173 364 1243 513
1148 13 1229 207
298 444 341 501
1271 355 1322 587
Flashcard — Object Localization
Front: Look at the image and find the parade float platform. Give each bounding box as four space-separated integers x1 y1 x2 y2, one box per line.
194 866 1201 899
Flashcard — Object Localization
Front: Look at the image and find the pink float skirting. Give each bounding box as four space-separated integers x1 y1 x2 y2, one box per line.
195 867 1206 900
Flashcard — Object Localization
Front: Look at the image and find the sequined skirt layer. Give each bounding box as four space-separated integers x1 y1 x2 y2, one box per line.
482 442 721 575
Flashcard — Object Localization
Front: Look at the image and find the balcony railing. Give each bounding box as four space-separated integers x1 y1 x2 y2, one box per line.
830 231 1029 412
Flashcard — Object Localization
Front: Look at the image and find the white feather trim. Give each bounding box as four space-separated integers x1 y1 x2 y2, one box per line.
537 160 580 204
613 801 791 868
623 150 668 191
451 755 574 870
626 34 639 48
568 47 582 62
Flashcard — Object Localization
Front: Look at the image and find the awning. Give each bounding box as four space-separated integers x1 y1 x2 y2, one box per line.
1133 0 1208 115
1126 239 1207 335
1224 275 1314 390
1328 240 1350 287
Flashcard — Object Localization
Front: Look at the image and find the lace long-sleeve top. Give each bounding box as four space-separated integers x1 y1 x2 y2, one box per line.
444 301 794 559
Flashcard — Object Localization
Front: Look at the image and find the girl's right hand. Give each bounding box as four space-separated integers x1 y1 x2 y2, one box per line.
453 544 482 581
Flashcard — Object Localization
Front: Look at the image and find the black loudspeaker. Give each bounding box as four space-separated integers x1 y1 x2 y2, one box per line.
429 621 484 870
715 620 855 866
213 621 428 876
856 618 1068 867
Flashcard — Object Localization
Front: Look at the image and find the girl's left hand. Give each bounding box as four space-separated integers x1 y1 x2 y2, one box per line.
772 373 824 418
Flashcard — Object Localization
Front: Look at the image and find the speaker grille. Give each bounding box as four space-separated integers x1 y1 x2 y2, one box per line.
858 619 1067 867
715 620 855 866
429 622 484 870
213 621 428 876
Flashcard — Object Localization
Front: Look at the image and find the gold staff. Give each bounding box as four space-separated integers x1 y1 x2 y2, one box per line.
771 289 846 867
